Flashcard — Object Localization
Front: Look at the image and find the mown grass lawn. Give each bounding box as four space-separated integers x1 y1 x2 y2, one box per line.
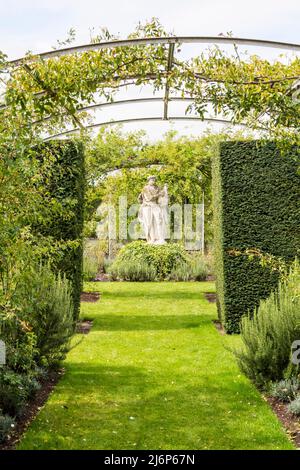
18 282 294 450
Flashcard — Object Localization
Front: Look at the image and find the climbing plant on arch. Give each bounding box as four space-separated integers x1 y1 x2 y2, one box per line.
1 20 300 144
0 20 299 328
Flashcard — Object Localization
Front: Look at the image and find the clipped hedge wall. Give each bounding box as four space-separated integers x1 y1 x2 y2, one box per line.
212 141 300 333
34 140 85 320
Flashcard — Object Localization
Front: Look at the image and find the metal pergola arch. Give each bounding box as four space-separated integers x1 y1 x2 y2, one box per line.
43 116 250 141
9 36 300 65
7 35 300 140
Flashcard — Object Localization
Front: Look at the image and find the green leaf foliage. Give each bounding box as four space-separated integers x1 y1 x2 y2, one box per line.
32 140 85 319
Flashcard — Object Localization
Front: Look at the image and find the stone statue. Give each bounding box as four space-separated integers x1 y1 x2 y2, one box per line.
138 176 168 244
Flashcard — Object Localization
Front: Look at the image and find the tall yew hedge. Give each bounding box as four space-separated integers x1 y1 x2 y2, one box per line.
213 141 300 333
34 140 85 320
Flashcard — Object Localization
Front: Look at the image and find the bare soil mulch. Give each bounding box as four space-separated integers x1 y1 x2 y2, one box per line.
0 369 64 451
80 291 100 302
76 319 93 334
204 292 217 303
205 292 226 335
212 319 226 335
94 273 111 282
266 396 300 448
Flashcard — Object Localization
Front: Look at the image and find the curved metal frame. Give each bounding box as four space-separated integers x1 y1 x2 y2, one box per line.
34 97 194 124
9 36 300 65
44 116 250 141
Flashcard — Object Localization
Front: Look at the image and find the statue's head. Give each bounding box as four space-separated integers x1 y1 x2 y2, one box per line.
147 176 156 184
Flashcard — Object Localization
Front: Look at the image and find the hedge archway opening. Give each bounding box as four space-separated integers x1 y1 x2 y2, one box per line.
1 20 299 329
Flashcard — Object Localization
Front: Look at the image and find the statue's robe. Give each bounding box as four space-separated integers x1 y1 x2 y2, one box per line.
138 184 167 244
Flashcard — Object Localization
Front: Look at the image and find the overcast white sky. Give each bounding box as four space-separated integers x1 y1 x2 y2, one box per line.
1 0 299 139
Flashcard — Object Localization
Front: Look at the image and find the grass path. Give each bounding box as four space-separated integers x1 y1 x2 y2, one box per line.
18 282 293 450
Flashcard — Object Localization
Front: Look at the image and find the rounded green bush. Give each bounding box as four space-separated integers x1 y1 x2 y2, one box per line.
109 241 189 280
